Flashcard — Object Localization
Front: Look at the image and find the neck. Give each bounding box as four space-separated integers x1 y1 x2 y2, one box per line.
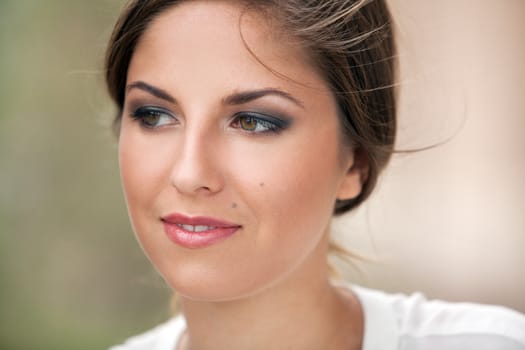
177 234 363 350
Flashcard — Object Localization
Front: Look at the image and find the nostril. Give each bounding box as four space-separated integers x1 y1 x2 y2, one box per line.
196 186 212 193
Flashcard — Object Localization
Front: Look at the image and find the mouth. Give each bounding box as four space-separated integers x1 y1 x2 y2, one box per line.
175 224 220 232
161 213 241 248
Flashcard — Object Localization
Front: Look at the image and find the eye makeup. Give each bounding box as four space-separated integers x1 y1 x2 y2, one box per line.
124 93 295 134
230 111 292 134
130 105 178 129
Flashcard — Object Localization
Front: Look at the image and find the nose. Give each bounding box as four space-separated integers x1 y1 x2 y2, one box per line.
169 127 224 196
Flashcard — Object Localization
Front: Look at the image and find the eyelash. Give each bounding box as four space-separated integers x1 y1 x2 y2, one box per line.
130 106 177 129
230 112 289 134
130 107 290 134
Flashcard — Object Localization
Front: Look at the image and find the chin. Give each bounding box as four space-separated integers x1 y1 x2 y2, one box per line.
159 260 287 303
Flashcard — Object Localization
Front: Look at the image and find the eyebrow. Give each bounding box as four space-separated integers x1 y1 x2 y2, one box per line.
126 81 304 109
126 81 176 103
223 88 305 109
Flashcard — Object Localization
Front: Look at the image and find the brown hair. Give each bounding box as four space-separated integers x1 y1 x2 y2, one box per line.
105 0 397 216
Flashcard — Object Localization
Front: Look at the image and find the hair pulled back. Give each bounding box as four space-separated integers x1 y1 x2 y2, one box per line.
105 0 397 215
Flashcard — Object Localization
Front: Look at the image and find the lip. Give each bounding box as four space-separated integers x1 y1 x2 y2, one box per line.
161 213 241 249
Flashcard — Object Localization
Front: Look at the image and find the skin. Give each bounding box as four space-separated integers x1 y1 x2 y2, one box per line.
119 1 366 349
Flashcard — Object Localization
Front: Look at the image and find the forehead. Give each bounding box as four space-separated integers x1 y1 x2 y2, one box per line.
128 0 331 98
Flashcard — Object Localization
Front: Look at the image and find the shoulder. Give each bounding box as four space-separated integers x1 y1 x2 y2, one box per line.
108 315 185 350
350 285 525 350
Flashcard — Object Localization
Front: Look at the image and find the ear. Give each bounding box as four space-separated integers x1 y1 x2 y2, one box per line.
336 148 369 201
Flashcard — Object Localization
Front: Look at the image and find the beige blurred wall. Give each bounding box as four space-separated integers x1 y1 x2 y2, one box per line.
334 0 525 312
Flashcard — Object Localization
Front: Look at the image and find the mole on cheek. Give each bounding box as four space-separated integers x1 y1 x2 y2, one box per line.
259 182 265 187
231 202 237 209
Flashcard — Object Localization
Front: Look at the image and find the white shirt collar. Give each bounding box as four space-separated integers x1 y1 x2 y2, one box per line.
351 284 400 350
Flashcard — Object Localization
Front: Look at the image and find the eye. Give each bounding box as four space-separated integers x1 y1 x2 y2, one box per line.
130 106 178 129
231 112 290 134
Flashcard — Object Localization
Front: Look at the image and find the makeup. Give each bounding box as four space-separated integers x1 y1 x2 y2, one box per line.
161 213 241 249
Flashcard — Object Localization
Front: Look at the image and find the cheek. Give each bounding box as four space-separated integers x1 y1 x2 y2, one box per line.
225 127 343 269
229 127 343 219
118 126 182 277
118 125 173 224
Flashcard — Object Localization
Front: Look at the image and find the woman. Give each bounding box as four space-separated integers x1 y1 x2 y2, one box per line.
105 0 525 349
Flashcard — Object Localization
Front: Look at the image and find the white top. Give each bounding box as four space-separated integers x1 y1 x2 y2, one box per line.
109 285 525 350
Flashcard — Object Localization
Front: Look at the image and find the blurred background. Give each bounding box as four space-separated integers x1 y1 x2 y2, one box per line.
0 0 524 349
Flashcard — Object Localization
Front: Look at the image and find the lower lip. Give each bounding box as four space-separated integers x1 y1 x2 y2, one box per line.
163 222 240 248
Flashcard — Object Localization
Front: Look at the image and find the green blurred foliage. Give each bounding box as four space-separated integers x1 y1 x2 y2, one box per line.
0 1 172 349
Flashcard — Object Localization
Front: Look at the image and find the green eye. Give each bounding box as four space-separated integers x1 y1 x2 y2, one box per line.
232 112 290 134
131 106 177 128
239 116 258 131
142 110 162 126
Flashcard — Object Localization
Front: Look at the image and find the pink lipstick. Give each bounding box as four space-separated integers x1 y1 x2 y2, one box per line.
161 213 241 248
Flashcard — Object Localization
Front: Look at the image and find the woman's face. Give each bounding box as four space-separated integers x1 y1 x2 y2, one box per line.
119 1 363 301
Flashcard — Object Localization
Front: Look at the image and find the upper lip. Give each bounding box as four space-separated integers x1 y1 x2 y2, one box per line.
161 213 240 228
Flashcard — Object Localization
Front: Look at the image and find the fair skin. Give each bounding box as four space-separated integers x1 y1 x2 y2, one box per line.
119 1 366 349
